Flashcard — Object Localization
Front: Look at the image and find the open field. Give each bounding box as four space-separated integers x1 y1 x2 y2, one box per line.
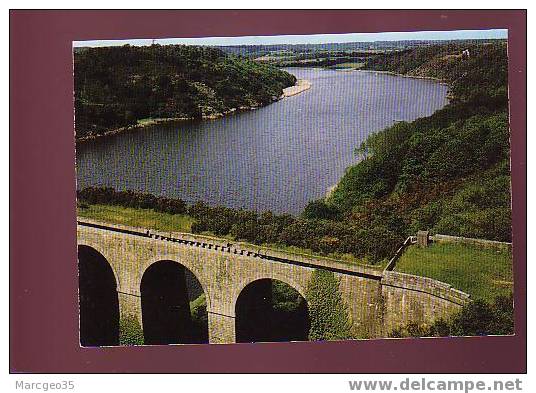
77 204 195 233
395 242 513 301
259 242 384 270
329 62 365 69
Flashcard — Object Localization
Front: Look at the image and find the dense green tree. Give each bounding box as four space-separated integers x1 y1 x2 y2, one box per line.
119 315 144 346
302 199 340 220
306 269 353 340
77 187 186 215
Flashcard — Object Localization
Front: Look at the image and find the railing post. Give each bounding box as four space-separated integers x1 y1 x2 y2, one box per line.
417 230 429 248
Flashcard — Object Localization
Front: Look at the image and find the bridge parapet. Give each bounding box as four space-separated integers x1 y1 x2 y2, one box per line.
77 218 383 279
382 271 470 305
431 234 512 250
381 271 470 334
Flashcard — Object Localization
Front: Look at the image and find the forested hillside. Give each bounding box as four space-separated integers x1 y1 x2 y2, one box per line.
74 45 296 139
329 42 511 244
363 42 508 102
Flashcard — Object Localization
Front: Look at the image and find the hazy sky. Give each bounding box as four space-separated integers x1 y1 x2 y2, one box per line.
73 29 507 47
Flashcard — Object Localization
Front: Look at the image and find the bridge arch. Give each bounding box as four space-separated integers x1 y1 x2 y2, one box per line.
77 241 119 289
231 271 309 314
77 245 120 346
141 255 211 310
140 259 209 344
233 275 310 343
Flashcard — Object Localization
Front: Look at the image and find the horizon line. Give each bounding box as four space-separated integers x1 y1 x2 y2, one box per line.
73 29 508 48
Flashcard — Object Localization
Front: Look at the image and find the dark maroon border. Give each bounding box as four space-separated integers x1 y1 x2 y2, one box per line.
9 10 526 373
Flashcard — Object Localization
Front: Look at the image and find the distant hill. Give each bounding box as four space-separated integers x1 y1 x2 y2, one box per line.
216 39 505 57
74 44 296 139
361 42 508 100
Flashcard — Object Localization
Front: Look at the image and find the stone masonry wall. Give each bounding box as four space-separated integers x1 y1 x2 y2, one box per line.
381 271 470 335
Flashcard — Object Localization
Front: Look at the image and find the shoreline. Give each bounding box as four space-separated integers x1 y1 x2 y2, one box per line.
325 184 337 198
324 69 452 201
76 79 312 143
281 79 312 97
76 108 255 143
282 65 448 85
353 69 448 85
76 68 443 144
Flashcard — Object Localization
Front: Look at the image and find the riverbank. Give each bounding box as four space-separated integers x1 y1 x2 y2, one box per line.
356 69 448 85
76 79 312 143
284 65 448 85
76 109 252 143
327 41 511 246
323 68 451 198
281 79 312 97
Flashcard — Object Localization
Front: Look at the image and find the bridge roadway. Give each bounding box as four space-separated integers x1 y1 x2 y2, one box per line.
77 218 470 343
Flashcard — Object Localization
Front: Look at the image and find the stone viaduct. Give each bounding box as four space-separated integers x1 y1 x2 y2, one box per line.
77 219 470 345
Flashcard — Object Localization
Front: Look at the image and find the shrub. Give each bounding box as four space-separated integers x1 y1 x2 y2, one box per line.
449 294 514 336
119 314 144 346
389 322 429 338
302 199 340 220
77 186 186 215
359 225 404 263
306 269 353 341
190 294 209 343
388 294 514 338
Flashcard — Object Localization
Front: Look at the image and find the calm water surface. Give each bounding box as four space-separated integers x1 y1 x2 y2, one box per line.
76 68 448 214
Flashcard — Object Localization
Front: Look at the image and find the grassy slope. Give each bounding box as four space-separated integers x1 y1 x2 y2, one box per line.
259 242 385 270
77 203 377 269
329 62 365 70
77 204 195 233
395 242 512 302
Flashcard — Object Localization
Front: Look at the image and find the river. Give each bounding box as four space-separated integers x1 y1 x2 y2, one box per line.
76 68 448 215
